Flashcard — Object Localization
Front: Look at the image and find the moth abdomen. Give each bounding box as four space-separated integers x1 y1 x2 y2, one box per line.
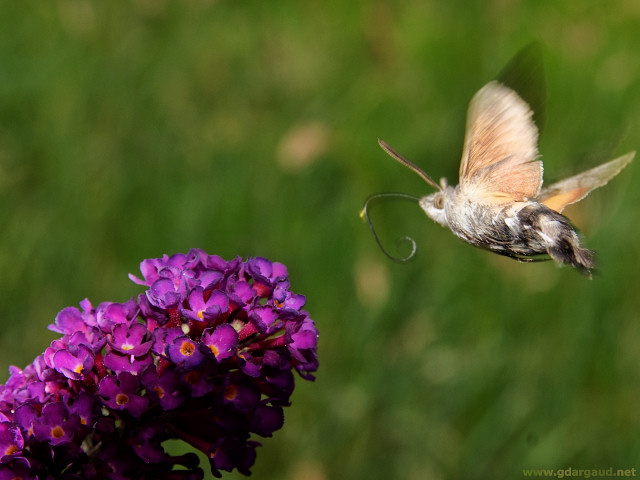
519 205 595 273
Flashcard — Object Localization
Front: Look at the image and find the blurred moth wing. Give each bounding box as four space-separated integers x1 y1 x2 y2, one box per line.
458 81 543 203
536 151 635 213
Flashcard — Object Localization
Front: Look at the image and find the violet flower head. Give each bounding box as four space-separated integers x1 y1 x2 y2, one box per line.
0 249 319 478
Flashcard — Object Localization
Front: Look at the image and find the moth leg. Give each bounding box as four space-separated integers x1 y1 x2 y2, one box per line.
514 256 551 263
490 249 550 263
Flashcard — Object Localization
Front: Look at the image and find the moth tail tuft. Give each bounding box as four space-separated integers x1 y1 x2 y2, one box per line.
547 242 594 276
572 246 595 277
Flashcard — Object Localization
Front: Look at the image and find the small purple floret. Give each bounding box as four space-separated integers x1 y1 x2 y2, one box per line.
99 372 150 418
202 323 238 361
181 287 228 323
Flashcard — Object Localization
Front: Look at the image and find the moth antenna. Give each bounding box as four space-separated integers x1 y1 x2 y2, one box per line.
360 192 421 262
378 138 442 191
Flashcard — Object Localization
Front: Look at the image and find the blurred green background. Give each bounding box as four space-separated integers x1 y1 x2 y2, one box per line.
1 1 639 479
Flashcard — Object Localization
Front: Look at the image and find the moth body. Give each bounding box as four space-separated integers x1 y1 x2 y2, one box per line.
420 188 593 271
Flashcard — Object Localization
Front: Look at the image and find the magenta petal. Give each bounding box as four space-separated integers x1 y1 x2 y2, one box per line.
51 345 94 380
202 324 238 361
49 307 87 335
249 306 279 332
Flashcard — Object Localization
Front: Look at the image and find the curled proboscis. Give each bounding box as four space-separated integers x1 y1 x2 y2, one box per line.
360 192 420 263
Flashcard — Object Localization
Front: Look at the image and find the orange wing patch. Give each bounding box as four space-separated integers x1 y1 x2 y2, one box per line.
536 152 635 213
541 188 590 213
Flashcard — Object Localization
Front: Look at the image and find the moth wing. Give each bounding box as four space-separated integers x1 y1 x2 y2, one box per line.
537 151 635 213
459 81 542 204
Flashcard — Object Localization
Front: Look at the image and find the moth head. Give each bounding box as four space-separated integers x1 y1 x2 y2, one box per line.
419 189 448 226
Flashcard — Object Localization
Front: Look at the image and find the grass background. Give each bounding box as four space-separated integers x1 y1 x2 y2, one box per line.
1 1 639 479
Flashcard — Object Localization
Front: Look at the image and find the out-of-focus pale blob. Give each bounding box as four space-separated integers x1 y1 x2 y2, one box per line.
354 257 390 308
289 459 327 480
277 122 329 173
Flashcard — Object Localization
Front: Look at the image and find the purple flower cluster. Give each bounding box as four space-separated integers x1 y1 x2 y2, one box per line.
0 249 318 479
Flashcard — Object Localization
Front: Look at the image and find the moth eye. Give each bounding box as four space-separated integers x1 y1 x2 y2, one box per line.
434 194 444 209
